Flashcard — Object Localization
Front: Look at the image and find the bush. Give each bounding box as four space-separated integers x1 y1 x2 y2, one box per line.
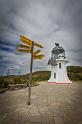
0 79 9 88
0 66 82 88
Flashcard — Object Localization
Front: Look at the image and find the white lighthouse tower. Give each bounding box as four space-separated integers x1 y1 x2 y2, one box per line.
48 43 72 84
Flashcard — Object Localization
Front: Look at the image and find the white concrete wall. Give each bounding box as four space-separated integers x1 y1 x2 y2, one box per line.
48 65 57 82
48 58 72 83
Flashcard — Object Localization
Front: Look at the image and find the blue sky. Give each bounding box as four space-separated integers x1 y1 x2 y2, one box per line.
0 0 82 75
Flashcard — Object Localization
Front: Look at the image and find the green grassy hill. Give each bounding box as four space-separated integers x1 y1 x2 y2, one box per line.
67 66 82 81
0 66 82 88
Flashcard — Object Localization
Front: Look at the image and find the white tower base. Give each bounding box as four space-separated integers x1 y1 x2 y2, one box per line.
48 58 72 84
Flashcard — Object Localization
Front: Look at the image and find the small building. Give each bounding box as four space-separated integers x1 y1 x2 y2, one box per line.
48 43 72 84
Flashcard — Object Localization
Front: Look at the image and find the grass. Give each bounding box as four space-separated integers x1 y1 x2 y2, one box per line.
67 66 82 81
0 66 82 88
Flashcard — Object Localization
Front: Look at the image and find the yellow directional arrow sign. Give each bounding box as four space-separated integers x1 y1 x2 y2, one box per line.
17 44 31 49
33 50 41 55
20 35 32 46
33 55 44 59
17 48 32 53
34 43 43 48
17 35 44 105
20 35 43 48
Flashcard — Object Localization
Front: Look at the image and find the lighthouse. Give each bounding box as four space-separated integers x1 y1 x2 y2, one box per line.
48 43 72 84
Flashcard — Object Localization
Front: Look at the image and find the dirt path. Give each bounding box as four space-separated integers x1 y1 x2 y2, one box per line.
0 81 82 124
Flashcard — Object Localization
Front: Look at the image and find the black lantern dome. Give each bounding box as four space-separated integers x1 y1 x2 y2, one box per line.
48 43 66 66
52 43 65 55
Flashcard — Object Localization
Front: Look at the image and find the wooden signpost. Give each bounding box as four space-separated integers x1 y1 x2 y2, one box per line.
33 55 44 59
17 35 44 105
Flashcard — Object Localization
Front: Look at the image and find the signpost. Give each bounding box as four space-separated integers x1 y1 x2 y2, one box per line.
17 35 44 105
34 43 43 48
33 55 44 59
33 50 41 55
20 35 32 46
17 44 31 49
17 49 32 53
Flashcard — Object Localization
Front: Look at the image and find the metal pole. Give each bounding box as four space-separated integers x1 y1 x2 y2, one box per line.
7 68 9 76
27 41 34 105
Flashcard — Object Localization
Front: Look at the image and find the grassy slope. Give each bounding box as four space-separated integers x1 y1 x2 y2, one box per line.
0 66 82 88
67 66 82 81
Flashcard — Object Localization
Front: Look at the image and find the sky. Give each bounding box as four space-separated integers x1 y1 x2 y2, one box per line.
0 0 82 75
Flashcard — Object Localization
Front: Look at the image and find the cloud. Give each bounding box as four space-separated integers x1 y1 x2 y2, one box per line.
0 0 82 75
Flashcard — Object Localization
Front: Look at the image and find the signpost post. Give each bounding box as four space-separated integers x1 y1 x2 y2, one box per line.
17 35 44 105
27 41 34 105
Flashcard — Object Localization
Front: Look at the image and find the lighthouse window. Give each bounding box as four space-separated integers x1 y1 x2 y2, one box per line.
59 63 61 69
54 73 56 78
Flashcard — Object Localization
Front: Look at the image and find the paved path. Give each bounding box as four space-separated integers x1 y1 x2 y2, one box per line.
0 81 82 124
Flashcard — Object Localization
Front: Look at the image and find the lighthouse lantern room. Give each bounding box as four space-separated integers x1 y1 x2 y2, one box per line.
48 43 72 84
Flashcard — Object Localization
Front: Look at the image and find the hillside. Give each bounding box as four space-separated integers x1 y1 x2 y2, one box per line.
67 66 82 81
0 66 82 88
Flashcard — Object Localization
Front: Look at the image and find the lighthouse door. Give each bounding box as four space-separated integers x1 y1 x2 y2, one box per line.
59 63 61 69
54 73 56 78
